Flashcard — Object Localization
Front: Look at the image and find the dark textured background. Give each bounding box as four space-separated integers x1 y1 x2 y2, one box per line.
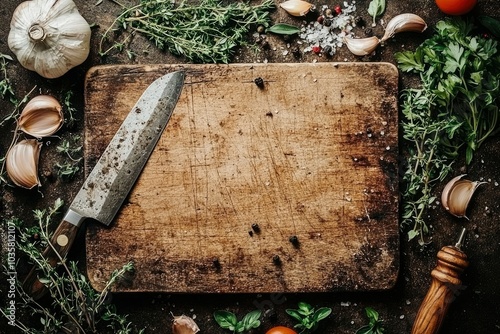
0 0 499 333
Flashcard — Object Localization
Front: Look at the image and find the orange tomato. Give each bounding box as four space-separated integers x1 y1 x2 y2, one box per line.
266 326 298 334
435 0 477 15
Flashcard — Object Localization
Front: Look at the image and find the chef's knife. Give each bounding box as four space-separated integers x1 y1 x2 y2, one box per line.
23 71 185 299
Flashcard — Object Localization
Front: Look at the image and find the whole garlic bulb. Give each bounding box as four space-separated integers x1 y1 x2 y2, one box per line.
8 0 91 79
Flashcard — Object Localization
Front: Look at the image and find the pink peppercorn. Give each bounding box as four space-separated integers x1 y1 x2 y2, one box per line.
334 5 342 15
312 46 321 53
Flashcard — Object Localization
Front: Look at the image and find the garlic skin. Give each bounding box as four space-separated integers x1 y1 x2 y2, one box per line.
343 36 380 56
380 13 427 43
441 174 486 218
6 139 43 189
172 315 200 334
8 0 91 79
280 0 313 17
18 95 64 138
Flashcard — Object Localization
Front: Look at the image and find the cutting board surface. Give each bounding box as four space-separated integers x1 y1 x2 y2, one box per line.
84 63 399 293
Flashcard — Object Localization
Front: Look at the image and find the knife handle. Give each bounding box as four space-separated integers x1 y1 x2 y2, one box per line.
23 219 80 300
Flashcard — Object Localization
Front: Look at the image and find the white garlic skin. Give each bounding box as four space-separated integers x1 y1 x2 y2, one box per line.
280 0 313 17
344 36 380 56
8 0 91 79
19 95 64 138
441 174 486 219
380 13 427 43
6 139 43 189
172 315 200 334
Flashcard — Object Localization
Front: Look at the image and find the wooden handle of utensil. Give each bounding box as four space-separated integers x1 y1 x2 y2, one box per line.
411 246 469 334
22 219 80 300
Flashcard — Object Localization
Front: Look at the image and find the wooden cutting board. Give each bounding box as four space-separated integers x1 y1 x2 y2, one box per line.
84 63 399 293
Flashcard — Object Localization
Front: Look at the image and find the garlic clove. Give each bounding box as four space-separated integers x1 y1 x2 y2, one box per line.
441 175 486 218
172 315 200 334
280 0 313 17
18 95 64 138
343 36 380 56
6 139 42 189
380 13 427 43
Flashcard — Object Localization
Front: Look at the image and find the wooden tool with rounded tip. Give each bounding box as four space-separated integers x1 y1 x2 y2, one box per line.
411 228 469 334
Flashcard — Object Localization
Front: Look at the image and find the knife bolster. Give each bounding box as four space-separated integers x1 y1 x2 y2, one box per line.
64 209 86 227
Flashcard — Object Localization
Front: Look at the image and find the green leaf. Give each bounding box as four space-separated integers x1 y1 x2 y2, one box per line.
267 23 300 35
367 0 386 25
240 310 261 330
356 325 373 334
286 309 304 322
214 310 237 330
394 49 424 72
365 307 379 322
313 307 332 322
478 15 500 38
408 229 419 241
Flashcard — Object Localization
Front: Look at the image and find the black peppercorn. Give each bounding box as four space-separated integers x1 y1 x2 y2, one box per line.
254 77 264 89
251 223 261 233
292 47 301 59
322 45 333 57
212 257 221 268
289 235 300 247
272 255 281 265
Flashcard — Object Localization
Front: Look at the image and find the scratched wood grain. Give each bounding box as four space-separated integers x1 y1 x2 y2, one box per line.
84 63 399 293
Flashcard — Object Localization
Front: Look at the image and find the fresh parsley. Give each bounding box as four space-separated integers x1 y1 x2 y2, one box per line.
395 18 500 243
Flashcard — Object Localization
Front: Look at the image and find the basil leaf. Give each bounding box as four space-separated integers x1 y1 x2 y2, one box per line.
267 23 300 35
240 310 261 330
367 0 386 25
312 307 332 322
213 310 237 330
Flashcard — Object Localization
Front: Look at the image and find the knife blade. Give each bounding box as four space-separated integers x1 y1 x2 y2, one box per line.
23 71 185 299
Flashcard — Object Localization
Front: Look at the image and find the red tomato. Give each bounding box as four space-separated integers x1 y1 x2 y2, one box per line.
435 0 477 15
266 326 298 334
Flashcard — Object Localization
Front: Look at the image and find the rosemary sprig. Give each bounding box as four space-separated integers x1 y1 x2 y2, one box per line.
100 0 275 63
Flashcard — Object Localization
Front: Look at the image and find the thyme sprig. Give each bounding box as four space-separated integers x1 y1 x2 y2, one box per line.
99 0 274 63
1 200 140 333
396 18 500 243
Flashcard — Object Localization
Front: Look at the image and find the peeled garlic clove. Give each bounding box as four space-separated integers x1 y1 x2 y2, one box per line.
280 0 313 17
18 95 64 138
6 139 42 189
343 36 380 56
441 175 486 218
380 13 427 43
172 315 200 334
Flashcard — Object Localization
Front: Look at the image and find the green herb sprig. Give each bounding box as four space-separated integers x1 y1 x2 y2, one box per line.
100 0 274 63
356 307 385 334
367 0 386 26
286 302 332 333
396 18 500 243
214 309 261 333
1 199 141 333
